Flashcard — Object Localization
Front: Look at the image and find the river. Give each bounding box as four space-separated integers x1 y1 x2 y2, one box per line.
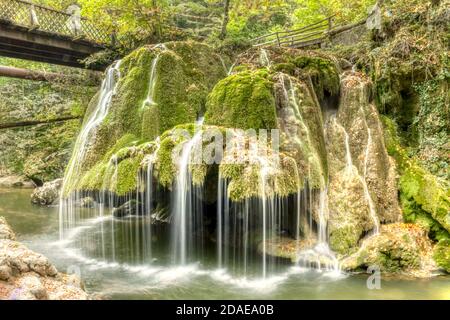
1 188 449 300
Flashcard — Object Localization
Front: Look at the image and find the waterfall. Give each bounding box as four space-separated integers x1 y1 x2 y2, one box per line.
59 60 122 238
171 117 205 265
142 44 167 109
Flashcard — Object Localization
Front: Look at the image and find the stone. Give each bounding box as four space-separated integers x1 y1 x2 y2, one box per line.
0 264 12 281
31 178 63 206
433 240 450 273
258 237 317 262
325 72 401 255
79 197 95 208
112 200 139 218
0 217 88 300
0 217 16 240
340 223 436 277
0 175 36 189
18 275 48 300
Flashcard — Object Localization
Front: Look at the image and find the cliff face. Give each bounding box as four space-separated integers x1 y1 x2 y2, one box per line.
0 59 96 186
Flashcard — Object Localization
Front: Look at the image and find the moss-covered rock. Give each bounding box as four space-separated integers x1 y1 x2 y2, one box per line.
382 116 450 237
64 41 226 196
234 47 340 103
341 223 436 276
326 72 401 255
433 239 450 273
204 69 278 130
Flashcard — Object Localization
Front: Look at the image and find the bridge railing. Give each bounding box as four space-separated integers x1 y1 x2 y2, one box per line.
0 0 113 46
252 16 336 49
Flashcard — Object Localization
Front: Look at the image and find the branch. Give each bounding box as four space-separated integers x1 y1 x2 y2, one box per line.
0 65 101 86
0 116 82 130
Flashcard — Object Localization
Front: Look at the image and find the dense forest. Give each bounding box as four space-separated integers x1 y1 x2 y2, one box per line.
0 0 448 300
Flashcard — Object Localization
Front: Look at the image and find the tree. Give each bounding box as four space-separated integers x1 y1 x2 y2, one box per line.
219 0 231 39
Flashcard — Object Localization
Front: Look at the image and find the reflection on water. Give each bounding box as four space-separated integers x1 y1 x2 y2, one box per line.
1 188 449 300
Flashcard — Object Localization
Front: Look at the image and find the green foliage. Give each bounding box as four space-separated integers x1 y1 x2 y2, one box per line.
382 116 450 237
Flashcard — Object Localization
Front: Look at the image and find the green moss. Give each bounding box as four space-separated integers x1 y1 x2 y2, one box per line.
382 116 450 235
204 69 278 130
433 240 450 273
64 41 226 195
114 156 144 196
329 225 362 255
291 56 340 101
220 153 299 202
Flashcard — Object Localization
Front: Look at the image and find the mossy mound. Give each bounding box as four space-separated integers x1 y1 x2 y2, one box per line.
433 240 450 273
204 69 278 130
64 41 226 195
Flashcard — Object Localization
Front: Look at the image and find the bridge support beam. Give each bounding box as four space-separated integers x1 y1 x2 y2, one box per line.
0 22 107 70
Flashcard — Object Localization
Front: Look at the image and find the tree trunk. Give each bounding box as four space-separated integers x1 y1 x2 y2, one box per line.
0 65 101 85
0 116 82 130
219 0 231 40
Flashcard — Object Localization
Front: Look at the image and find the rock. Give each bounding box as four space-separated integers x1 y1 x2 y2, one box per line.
0 239 58 277
340 223 436 277
0 216 88 300
17 275 48 300
325 72 401 255
31 178 63 206
0 217 16 240
79 197 95 208
0 175 36 189
433 240 450 273
0 264 12 281
112 200 139 218
258 237 317 262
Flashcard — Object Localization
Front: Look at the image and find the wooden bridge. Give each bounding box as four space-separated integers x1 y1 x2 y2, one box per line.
251 15 368 49
0 0 116 69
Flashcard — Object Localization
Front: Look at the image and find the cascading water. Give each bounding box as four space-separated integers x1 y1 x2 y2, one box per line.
171 117 205 265
141 44 167 109
59 60 122 238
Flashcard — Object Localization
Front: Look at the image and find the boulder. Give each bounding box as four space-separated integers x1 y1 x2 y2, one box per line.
326 72 401 255
0 175 35 189
341 223 437 277
112 200 139 218
0 217 16 240
433 240 450 273
31 178 63 206
0 217 88 300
